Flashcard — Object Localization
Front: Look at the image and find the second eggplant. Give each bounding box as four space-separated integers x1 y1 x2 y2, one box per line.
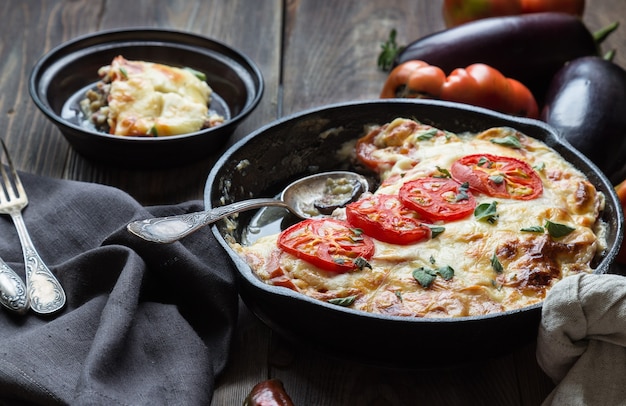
541 56 626 184
395 13 607 102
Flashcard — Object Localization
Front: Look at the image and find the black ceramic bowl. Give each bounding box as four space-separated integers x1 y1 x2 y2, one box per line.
29 28 263 168
205 99 624 368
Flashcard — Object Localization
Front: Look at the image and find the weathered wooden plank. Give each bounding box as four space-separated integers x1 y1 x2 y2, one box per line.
0 1 103 178
269 337 545 405
0 0 282 205
281 0 445 116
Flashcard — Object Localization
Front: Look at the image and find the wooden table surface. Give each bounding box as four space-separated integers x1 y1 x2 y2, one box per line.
2 1 625 404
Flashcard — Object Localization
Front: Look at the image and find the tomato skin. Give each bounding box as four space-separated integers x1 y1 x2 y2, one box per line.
399 177 477 222
278 218 375 273
443 0 523 27
346 194 431 245
355 125 396 172
520 0 584 16
450 154 543 200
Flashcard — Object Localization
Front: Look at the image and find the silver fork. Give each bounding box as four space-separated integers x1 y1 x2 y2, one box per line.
0 257 29 314
0 139 66 314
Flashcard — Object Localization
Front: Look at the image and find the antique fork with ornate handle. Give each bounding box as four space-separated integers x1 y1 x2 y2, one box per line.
0 139 66 315
0 257 29 314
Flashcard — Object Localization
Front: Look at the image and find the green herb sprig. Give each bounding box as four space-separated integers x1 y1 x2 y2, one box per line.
521 221 575 238
413 265 455 288
474 201 498 224
328 295 357 307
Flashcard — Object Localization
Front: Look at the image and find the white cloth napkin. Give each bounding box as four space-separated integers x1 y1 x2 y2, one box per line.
537 272 626 406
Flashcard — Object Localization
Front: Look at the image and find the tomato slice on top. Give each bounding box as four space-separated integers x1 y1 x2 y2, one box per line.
346 194 431 245
278 218 374 273
399 177 476 222
450 154 543 200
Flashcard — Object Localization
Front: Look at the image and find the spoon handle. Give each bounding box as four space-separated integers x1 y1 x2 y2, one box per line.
127 198 290 243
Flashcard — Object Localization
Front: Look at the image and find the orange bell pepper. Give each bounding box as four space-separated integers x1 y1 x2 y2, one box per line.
380 60 539 119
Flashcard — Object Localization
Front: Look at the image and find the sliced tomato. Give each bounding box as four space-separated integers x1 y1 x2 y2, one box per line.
399 177 477 222
346 194 431 245
355 119 421 172
450 154 543 200
355 127 392 171
278 218 375 273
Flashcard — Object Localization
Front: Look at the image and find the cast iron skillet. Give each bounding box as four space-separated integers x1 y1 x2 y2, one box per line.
205 99 624 369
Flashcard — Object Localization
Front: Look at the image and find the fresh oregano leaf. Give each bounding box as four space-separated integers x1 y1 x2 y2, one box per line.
490 135 522 149
474 201 498 224
435 166 452 178
545 220 575 238
436 265 455 280
328 295 357 307
413 267 437 288
417 128 438 140
477 156 492 167
491 253 503 273
428 225 445 238
489 174 504 184
521 225 544 233
351 228 364 237
349 228 365 243
455 182 470 201
353 256 371 270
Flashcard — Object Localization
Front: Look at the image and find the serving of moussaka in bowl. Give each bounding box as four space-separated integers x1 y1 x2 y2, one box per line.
29 28 263 168
205 99 623 368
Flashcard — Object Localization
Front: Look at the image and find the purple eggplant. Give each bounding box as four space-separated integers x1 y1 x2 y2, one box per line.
395 13 614 103
541 56 626 184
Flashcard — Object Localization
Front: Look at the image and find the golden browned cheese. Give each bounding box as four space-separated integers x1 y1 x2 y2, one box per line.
232 118 606 318
98 56 223 136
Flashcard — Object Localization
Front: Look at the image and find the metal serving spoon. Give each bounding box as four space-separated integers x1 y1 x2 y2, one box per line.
127 171 369 243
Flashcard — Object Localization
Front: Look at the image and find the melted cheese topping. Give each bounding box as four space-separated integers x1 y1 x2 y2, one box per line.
101 56 221 136
232 119 606 318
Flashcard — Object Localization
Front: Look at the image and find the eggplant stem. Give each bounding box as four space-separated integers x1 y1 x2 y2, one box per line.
593 21 619 44
604 49 616 61
377 29 405 72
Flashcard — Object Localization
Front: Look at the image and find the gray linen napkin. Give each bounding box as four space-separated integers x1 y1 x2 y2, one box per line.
537 272 626 406
0 172 238 405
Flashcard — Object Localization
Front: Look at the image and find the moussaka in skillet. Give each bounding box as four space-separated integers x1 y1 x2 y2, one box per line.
232 118 606 318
